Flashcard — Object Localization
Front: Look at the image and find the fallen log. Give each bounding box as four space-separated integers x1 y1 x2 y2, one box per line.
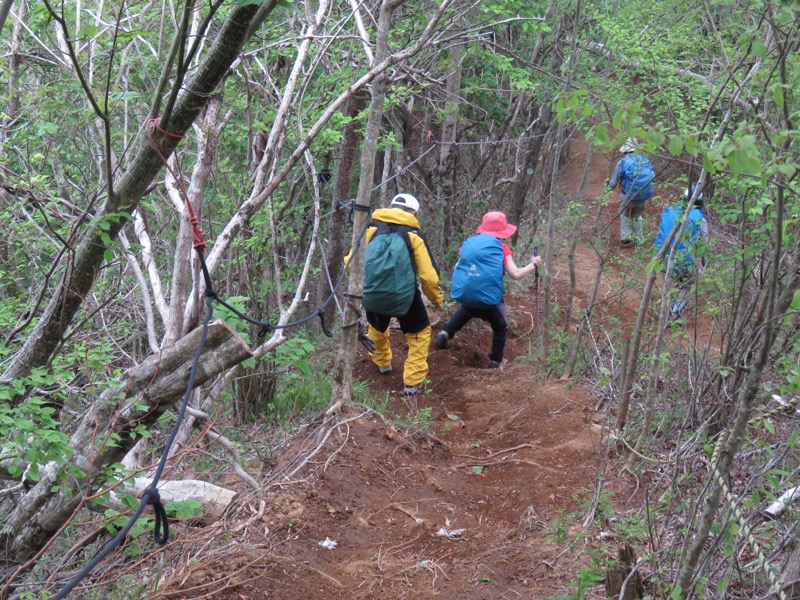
762 485 800 520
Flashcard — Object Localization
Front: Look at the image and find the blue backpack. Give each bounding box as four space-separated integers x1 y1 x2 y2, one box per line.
450 234 505 308
362 223 418 316
655 205 704 276
621 153 655 201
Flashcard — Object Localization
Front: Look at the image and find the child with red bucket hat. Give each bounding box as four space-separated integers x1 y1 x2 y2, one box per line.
434 211 541 369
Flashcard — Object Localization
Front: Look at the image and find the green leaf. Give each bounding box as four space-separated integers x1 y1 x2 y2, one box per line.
471 465 484 474
237 0 261 5
752 38 768 58
446 414 459 421
703 153 717 174
791 289 800 310
668 136 684 157
594 124 609 145
685 136 700 157
111 91 142 102
770 83 785 109
296 360 312 379
728 148 761 176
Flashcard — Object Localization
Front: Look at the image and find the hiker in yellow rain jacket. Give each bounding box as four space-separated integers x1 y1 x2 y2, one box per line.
347 193 444 395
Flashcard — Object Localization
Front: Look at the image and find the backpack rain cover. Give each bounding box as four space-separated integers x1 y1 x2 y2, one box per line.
362 224 417 316
621 153 655 201
450 233 505 308
655 205 705 276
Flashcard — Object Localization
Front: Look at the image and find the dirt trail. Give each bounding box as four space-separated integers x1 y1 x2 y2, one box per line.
157 137 660 599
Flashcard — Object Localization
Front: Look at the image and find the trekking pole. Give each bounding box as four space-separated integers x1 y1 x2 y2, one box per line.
533 245 540 339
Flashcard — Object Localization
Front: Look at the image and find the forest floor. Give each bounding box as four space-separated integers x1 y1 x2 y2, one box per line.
153 137 713 599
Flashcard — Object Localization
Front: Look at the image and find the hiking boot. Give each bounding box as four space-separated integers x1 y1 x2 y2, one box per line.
402 383 423 395
488 358 509 369
433 331 449 349
378 365 392 375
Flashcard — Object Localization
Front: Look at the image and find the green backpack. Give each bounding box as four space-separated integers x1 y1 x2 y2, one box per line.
362 223 417 315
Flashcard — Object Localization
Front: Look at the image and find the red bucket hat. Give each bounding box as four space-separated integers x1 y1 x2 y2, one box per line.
476 211 517 239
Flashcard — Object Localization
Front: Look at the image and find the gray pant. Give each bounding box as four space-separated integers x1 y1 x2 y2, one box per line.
620 195 646 242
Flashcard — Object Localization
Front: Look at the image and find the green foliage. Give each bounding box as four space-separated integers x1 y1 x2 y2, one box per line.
275 337 316 379
164 499 203 521
615 512 650 542
357 383 390 413
267 337 329 421
548 551 606 600
0 368 76 482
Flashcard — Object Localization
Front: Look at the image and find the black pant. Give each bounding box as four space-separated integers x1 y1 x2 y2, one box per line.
441 302 508 363
366 288 430 334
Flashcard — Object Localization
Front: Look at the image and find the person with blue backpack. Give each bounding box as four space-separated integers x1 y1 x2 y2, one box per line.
655 185 709 281
655 185 709 316
433 211 542 369
351 193 444 395
606 138 655 246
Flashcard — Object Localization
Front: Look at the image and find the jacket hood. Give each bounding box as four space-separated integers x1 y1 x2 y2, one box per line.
371 207 421 229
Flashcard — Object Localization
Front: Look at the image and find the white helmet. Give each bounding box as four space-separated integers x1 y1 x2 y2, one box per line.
619 138 637 153
390 193 420 212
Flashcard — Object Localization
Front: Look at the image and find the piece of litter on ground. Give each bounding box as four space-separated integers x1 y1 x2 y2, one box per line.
318 537 338 550
435 527 465 539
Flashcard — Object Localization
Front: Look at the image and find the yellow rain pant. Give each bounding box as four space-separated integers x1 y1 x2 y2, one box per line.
367 324 432 387
403 326 432 387
367 324 392 370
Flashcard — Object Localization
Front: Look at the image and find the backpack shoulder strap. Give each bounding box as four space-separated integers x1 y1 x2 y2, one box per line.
394 225 419 277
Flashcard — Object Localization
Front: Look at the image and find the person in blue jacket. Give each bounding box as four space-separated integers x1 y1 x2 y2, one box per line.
606 138 655 246
655 185 709 316
654 185 709 283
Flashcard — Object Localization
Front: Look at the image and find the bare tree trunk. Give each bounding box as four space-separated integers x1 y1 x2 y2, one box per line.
162 94 230 345
328 0 400 414
561 138 595 337
0 0 14 38
320 92 368 322
780 541 800 600
561 203 607 380
436 38 463 248
508 103 552 237
541 12 572 360
0 0 25 157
